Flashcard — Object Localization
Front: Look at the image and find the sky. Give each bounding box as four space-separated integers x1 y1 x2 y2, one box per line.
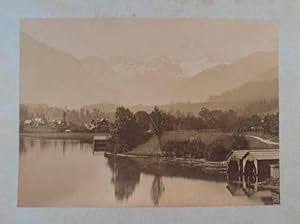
21 18 278 76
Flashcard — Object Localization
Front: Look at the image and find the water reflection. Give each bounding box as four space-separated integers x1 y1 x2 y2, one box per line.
106 156 141 201
19 137 27 153
151 175 165 206
29 137 35 148
19 137 275 207
106 155 166 206
226 176 258 197
226 168 279 204
106 155 168 205
104 154 227 206
227 159 258 196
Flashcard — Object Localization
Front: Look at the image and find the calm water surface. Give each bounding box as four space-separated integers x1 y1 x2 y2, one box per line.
18 137 273 207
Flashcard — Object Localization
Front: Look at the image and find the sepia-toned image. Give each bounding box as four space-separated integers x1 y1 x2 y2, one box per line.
18 18 279 207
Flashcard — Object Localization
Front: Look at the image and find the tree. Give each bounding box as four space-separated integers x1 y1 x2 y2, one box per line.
150 107 166 150
199 107 211 128
20 104 29 121
198 108 224 129
134 111 151 131
111 107 144 152
249 114 261 127
231 133 249 150
205 139 231 162
40 113 47 123
262 113 279 136
63 111 67 125
223 110 239 131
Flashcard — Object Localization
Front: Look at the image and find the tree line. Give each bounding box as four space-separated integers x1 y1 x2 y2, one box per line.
108 106 278 154
20 104 278 138
135 107 278 135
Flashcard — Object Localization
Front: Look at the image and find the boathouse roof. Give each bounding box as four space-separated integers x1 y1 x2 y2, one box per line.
242 150 279 161
226 149 279 162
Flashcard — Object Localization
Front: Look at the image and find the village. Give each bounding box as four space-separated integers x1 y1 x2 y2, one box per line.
20 115 111 133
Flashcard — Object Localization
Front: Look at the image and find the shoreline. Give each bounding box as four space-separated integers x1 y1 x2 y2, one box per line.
103 151 227 176
20 131 279 144
20 132 109 142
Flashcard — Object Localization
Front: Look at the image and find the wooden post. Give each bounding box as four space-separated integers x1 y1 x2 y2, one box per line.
92 137 95 154
242 159 246 189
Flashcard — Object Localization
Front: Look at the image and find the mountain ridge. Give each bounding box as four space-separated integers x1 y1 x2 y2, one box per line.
21 31 278 108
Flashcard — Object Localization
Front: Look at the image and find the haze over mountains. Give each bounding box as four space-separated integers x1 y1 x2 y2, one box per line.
21 31 278 113
208 67 278 103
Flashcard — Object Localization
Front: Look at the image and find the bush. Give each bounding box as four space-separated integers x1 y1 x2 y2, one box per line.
205 134 249 161
231 133 249 150
162 134 249 161
162 139 206 159
205 139 232 161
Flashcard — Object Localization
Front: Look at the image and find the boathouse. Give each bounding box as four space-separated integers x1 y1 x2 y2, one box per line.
93 135 112 152
226 149 279 181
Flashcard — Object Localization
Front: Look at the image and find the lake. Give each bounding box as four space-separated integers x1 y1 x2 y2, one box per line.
18 137 275 207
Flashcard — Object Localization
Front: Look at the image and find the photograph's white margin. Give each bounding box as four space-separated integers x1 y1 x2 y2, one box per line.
0 0 299 223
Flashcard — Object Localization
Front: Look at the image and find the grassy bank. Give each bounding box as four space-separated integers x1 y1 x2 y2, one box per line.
130 131 228 156
244 132 279 143
129 130 277 158
161 130 277 149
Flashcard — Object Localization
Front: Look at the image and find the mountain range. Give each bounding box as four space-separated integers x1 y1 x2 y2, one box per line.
20 31 278 113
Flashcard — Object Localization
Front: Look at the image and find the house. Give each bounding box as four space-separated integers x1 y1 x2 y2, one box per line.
84 118 111 132
226 149 279 182
99 118 108 124
96 118 111 132
28 117 46 127
24 119 33 126
34 117 43 123
48 119 65 129
84 123 96 131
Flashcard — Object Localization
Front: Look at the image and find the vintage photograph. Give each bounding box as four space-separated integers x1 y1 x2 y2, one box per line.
18 18 279 207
